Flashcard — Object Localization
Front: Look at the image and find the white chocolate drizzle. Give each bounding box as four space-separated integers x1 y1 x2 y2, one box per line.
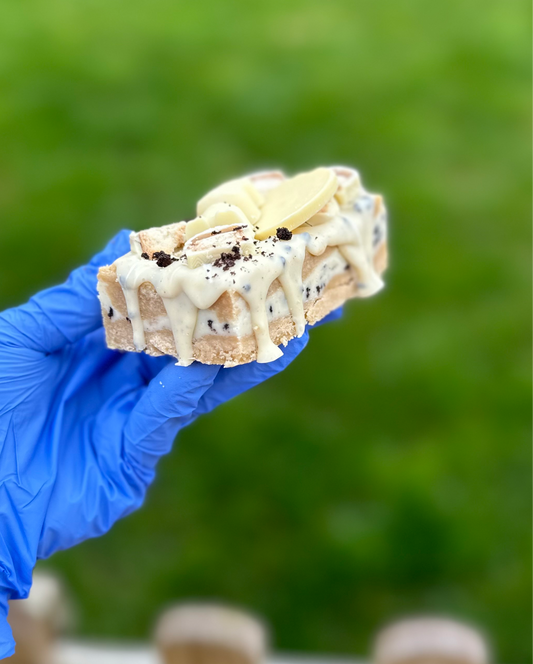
114 187 387 366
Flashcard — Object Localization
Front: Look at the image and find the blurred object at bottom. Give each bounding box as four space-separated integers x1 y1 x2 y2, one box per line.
8 581 494 664
373 617 490 664
56 641 364 664
7 571 71 664
154 603 268 664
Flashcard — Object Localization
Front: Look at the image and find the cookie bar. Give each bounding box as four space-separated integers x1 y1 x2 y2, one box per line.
97 166 388 366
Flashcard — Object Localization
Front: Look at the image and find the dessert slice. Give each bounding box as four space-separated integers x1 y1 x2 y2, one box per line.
97 166 388 367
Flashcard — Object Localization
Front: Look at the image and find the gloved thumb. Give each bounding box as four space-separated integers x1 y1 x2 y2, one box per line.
1 230 131 354
123 362 220 471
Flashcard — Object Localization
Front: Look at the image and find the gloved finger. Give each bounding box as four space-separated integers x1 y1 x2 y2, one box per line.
2 230 131 354
195 331 309 416
136 353 175 384
124 362 220 470
194 306 343 414
137 308 342 383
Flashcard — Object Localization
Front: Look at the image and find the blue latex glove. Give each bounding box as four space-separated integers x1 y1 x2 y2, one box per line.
0 230 342 658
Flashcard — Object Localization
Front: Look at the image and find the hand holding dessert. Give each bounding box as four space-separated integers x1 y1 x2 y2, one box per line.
0 163 388 658
0 230 324 659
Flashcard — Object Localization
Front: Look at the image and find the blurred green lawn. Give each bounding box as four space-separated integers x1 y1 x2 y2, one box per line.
1 0 531 661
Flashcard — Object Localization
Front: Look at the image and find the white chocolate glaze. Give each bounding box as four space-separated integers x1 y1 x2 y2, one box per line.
122 248 351 339
113 177 387 366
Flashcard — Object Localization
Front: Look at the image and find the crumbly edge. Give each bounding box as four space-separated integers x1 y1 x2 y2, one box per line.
138 221 187 258
98 243 387 367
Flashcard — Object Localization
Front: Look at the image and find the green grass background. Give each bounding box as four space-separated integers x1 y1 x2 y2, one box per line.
1 0 531 660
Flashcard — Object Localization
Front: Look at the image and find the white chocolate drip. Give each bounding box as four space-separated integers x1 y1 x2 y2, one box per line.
161 292 198 366
114 188 387 365
277 241 307 337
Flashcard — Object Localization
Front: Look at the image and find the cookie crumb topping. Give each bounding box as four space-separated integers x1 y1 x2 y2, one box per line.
213 245 241 271
276 227 293 241
152 251 177 268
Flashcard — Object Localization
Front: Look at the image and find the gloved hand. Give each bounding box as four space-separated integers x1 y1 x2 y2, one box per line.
0 230 341 658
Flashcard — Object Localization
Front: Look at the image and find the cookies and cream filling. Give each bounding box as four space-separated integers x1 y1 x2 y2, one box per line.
108 167 388 366
101 247 351 338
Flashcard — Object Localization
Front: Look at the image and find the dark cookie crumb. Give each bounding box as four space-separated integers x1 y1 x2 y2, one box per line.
207 319 215 332
126 317 131 322
211 230 221 235
213 244 242 271
269 305 273 313
213 253 236 270
141 252 150 260
276 227 293 241
108 307 114 318
306 287 311 299
153 250 177 268
223 323 229 331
